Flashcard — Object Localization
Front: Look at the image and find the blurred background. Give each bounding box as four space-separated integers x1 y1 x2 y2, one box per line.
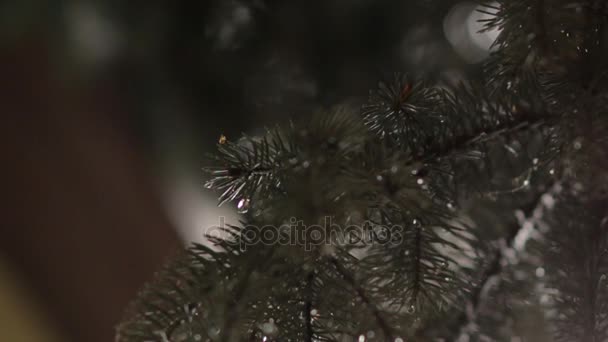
0 1 498 341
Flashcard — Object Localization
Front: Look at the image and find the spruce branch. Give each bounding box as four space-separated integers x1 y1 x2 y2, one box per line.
204 109 366 212
362 73 441 155
114 1 608 341
442 181 557 341
414 108 551 166
204 127 296 207
220 260 257 342
542 190 608 342
363 75 557 169
328 256 394 339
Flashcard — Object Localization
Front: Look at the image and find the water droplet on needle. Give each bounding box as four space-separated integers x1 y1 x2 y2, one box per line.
237 198 251 214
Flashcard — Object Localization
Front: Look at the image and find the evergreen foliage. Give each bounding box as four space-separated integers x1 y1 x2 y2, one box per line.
117 1 608 341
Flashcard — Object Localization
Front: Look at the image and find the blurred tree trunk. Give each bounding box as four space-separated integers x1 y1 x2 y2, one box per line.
0 37 180 342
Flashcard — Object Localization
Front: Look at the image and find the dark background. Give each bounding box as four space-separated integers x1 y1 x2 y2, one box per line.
0 1 493 341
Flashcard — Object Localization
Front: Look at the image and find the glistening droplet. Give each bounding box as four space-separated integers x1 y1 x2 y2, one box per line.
237 198 251 214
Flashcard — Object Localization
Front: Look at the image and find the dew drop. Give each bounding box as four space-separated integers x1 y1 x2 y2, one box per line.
376 175 384 182
535 267 545 278
541 295 554 307
237 198 251 214
260 320 278 335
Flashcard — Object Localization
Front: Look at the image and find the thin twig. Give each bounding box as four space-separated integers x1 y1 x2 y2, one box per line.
407 111 555 167
304 272 315 342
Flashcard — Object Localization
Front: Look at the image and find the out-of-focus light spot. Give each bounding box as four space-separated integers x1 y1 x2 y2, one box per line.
163 171 239 245
443 2 500 63
535 267 545 278
541 193 556 209
207 3 253 50
400 26 444 70
67 3 121 65
467 3 500 52
218 6 250 45
540 293 550 304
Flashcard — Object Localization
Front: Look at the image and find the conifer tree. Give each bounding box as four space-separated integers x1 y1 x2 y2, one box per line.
117 1 608 341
